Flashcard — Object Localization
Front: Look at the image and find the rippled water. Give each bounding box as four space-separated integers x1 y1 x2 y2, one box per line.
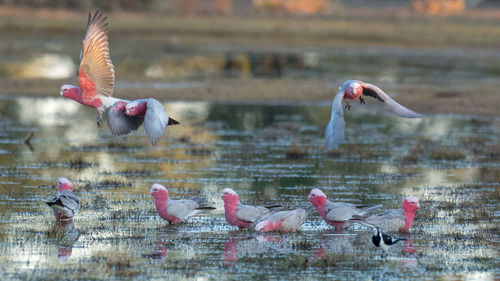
0 97 498 280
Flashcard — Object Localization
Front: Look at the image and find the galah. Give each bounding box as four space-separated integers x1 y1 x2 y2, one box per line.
254 206 314 232
372 227 406 257
150 184 215 224
60 11 179 145
350 196 420 232
46 178 80 220
308 188 382 229
325 80 423 150
221 188 282 229
108 98 179 146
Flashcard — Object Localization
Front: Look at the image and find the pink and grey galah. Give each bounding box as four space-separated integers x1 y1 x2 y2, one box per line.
151 184 215 224
325 80 423 150
221 188 282 229
254 206 314 232
60 11 179 145
350 196 420 232
46 178 81 220
308 188 382 229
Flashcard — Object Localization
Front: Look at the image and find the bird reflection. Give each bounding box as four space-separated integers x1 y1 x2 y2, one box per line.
47 220 79 262
222 232 259 266
313 230 368 258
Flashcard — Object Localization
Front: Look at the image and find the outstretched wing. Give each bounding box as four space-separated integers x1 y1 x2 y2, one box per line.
144 98 170 146
362 83 422 118
107 102 144 136
325 90 346 151
78 11 115 103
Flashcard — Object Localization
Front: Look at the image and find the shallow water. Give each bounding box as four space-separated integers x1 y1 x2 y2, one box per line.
0 97 498 280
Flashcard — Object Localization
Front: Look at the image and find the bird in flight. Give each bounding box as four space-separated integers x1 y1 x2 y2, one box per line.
60 11 179 145
325 80 422 150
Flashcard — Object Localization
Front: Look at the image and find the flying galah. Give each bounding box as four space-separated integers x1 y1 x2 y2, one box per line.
46 178 81 220
350 196 420 232
108 99 179 146
60 11 179 145
150 184 215 224
308 188 382 229
221 188 282 229
254 206 314 232
325 80 423 150
372 227 406 258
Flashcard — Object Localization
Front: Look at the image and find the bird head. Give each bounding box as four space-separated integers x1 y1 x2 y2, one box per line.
151 184 168 201
221 188 238 203
60 85 80 99
372 227 380 236
343 80 363 99
125 101 141 116
308 188 327 206
58 177 73 191
113 101 128 112
402 196 420 213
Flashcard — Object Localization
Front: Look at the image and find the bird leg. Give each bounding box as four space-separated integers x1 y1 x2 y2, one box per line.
359 97 365 104
344 100 351 111
96 111 104 128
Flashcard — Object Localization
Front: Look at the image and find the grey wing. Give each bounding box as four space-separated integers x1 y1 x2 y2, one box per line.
325 202 358 221
236 204 270 223
167 199 199 221
362 83 423 118
107 102 144 136
58 190 81 212
144 98 169 146
325 90 346 151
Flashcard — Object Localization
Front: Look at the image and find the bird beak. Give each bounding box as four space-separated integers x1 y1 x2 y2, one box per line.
60 89 63 96
417 203 420 208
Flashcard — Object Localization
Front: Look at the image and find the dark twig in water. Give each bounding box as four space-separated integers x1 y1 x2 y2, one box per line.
24 131 35 151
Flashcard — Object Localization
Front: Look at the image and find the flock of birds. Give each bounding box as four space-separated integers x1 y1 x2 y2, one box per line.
49 11 424 257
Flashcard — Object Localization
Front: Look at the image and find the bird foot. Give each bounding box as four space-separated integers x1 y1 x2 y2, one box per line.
345 103 351 111
96 116 103 128
359 97 365 104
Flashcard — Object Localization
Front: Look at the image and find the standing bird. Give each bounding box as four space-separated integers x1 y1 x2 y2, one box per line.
308 188 382 229
60 11 179 145
350 196 420 233
221 188 282 229
254 206 314 232
150 184 215 224
325 80 423 150
46 178 81 220
372 227 406 257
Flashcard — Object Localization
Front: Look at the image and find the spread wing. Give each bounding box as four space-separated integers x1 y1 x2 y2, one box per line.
107 102 144 136
362 83 423 118
236 203 270 223
78 11 115 103
325 90 345 151
144 98 170 146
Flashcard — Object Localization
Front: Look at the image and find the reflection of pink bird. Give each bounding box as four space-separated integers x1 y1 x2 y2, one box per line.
325 80 423 150
308 188 382 229
60 11 179 145
254 206 314 232
221 188 282 229
46 178 80 220
350 196 420 232
150 184 215 224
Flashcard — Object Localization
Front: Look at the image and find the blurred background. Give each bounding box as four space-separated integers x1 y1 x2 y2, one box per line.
0 0 499 115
